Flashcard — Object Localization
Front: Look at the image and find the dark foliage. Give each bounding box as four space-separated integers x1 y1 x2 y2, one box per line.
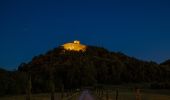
0 68 27 96
1 45 170 95
18 46 170 92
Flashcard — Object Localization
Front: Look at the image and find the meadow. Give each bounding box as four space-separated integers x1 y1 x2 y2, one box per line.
93 88 170 100
0 88 170 100
0 92 80 100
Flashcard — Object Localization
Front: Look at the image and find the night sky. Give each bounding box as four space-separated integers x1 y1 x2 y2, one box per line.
0 0 170 70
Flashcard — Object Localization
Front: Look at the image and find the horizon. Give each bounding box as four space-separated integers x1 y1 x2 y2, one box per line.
1 0 170 70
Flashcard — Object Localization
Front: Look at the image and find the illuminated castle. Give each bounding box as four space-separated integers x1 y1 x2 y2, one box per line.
62 40 86 52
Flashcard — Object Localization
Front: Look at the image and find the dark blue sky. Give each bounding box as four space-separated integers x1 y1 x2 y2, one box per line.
0 0 170 70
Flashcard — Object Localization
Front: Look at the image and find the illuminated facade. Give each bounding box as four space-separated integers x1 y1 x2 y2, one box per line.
62 40 86 52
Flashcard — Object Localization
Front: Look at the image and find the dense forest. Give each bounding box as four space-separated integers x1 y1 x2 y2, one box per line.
0 45 170 95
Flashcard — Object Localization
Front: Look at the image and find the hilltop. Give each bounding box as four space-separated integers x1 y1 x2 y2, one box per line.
18 41 170 90
0 41 170 94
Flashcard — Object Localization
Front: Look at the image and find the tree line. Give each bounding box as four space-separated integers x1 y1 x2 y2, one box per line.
0 46 170 95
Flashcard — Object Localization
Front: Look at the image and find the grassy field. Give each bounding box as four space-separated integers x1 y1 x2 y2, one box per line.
94 88 170 100
0 89 170 100
0 92 80 100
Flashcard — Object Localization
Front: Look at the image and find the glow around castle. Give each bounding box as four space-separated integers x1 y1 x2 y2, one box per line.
62 40 86 52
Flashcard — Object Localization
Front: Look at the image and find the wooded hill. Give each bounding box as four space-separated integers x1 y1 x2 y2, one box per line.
0 45 170 95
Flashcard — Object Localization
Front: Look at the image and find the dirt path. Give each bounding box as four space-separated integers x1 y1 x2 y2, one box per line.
78 90 94 100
